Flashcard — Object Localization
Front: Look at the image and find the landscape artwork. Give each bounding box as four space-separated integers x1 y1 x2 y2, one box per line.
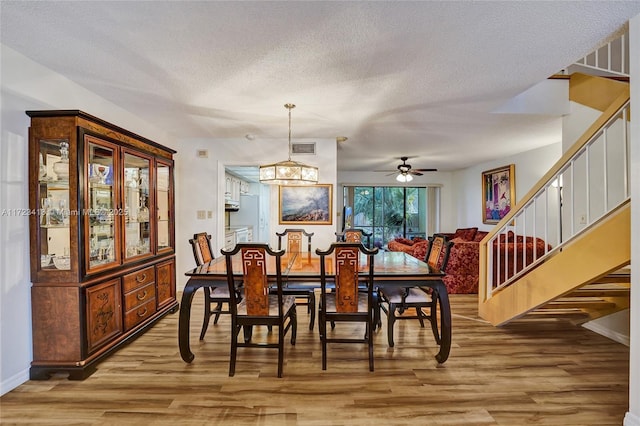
482 164 515 224
279 184 332 225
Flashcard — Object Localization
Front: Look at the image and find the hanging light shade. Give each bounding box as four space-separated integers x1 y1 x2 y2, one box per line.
259 104 319 185
396 172 413 183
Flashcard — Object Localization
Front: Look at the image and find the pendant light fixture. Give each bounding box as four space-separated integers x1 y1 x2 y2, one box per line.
259 103 319 185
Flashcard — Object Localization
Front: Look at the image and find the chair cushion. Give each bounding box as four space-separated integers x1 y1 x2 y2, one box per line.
237 294 295 316
323 292 369 313
211 286 231 298
284 281 316 289
379 286 432 304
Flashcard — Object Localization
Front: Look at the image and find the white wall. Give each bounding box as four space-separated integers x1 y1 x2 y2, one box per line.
624 13 640 426
0 45 175 395
451 142 563 232
175 137 337 289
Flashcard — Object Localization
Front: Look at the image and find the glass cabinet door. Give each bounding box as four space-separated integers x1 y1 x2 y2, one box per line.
123 151 152 260
156 160 172 252
85 135 120 272
38 139 71 271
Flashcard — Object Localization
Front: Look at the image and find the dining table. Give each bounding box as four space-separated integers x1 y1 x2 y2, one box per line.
178 250 451 364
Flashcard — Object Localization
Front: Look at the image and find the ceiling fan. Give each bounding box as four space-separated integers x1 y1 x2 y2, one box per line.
376 157 437 182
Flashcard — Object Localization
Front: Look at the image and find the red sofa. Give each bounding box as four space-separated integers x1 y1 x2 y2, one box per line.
386 228 550 294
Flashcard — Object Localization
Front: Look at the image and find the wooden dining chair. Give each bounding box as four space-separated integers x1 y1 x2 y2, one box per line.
276 229 316 330
316 242 378 371
189 232 236 340
334 228 380 329
377 234 453 347
221 242 297 377
336 228 373 248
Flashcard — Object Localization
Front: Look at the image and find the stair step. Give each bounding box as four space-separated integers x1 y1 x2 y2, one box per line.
589 268 631 285
523 309 590 321
568 287 630 298
543 298 617 310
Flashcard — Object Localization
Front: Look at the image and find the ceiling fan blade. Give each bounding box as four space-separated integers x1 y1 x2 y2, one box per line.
374 170 397 172
414 168 438 172
409 170 424 176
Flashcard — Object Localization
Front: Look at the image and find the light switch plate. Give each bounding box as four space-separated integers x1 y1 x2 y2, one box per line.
197 210 206 220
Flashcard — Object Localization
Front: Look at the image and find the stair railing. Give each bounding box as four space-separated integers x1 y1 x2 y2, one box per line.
573 31 629 77
480 91 630 301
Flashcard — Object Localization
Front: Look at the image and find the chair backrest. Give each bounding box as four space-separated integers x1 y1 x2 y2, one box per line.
335 228 373 248
316 242 378 313
276 228 314 253
221 243 285 317
425 234 454 272
189 232 214 266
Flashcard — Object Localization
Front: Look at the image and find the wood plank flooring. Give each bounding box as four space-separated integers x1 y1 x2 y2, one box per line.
0 293 629 425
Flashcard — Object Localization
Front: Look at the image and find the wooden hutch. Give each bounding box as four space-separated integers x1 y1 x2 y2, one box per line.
27 110 178 379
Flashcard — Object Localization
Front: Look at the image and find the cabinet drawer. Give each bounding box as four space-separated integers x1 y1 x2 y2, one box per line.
224 233 235 250
123 282 156 311
123 266 155 293
124 298 156 330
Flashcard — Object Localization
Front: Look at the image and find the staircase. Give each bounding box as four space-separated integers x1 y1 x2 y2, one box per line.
478 73 631 327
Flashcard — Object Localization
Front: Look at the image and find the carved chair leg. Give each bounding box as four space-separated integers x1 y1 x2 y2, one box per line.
229 323 240 377
243 325 253 343
415 307 426 328
368 322 374 372
278 326 284 378
291 308 297 345
429 296 441 344
321 316 328 370
212 302 223 324
199 288 212 340
308 291 316 330
387 303 396 347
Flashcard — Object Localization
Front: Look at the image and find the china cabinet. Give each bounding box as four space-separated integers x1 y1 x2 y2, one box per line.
27 110 178 380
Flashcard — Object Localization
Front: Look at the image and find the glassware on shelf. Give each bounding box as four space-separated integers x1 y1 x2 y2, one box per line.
39 152 47 181
59 199 68 226
41 254 52 268
93 164 110 185
52 256 71 270
138 195 149 222
41 196 51 226
53 141 70 181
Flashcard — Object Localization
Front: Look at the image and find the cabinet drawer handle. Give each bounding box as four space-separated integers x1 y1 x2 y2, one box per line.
136 290 148 301
137 307 148 317
135 273 147 283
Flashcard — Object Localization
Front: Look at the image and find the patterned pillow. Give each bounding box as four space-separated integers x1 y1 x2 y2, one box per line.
473 231 489 242
453 227 478 241
394 237 416 246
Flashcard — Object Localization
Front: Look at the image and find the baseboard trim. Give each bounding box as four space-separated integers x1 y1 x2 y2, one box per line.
581 322 630 347
1 368 29 396
624 411 640 426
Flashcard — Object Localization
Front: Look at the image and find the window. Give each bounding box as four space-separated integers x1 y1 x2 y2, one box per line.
343 185 440 248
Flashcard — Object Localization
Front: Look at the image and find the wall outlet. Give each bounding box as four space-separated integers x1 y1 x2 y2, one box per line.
207 210 213 219
579 213 587 224
197 210 206 220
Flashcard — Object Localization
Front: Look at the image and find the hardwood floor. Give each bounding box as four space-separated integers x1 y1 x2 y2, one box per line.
0 293 629 425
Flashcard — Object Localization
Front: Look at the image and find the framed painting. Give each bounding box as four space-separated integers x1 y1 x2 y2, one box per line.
279 184 332 225
482 164 515 224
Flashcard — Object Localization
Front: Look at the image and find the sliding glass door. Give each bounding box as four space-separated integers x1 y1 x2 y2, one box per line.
343 186 440 248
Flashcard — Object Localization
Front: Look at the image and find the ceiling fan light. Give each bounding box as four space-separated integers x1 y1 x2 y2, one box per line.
396 173 413 183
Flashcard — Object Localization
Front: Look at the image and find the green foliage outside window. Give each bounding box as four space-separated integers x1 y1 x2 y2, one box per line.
348 186 426 248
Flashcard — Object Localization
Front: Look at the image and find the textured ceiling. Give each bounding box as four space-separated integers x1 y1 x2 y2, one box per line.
2 1 639 173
